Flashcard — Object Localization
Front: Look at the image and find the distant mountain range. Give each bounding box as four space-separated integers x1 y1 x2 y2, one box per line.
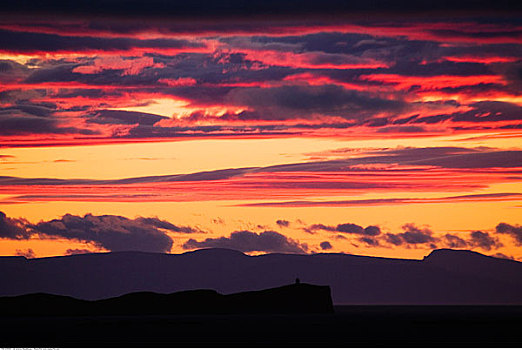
1 248 521 304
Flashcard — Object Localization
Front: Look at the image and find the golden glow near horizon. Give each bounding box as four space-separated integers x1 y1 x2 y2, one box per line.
4 133 520 180
1 134 522 260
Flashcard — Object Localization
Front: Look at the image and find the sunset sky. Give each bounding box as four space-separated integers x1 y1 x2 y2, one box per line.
1 0 521 260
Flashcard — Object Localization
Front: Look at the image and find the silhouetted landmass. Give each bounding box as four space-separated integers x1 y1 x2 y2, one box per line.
2 249 522 346
1 248 521 304
0 283 333 316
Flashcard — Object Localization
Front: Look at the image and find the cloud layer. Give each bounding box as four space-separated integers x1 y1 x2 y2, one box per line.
0 10 520 147
305 220 506 252
1 211 519 257
183 230 308 254
0 211 198 253
1 147 520 205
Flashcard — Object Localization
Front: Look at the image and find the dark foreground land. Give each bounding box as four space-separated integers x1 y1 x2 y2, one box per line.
1 306 522 347
2 249 522 347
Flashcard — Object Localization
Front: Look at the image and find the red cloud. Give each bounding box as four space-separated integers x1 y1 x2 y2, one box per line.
158 77 197 87
360 74 506 91
237 49 389 69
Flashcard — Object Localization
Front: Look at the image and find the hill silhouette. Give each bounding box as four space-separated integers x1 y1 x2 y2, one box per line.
1 248 521 304
0 283 334 316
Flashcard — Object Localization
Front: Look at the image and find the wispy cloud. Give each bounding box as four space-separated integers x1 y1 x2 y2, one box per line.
1 147 520 203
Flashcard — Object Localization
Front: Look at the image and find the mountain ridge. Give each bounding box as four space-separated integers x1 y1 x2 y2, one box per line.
1 248 521 304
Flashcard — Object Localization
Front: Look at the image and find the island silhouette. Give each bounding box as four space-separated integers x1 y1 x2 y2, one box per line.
0 282 334 316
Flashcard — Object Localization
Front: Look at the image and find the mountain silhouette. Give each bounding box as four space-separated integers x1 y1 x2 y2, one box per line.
1 248 521 304
0 283 334 316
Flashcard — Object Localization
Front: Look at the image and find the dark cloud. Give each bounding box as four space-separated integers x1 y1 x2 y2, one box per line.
359 237 380 246
383 233 403 246
26 213 198 253
303 224 336 234
123 123 295 140
500 123 522 130
23 62 82 83
399 224 436 244
370 147 522 169
219 37 303 53
305 222 381 236
0 211 31 239
0 29 204 53
134 217 200 234
0 167 256 186
12 49 288 90
386 227 503 251
376 125 429 133
501 61 522 90
429 27 522 41
320 241 332 250
0 104 99 136
88 110 169 126
225 85 406 121
65 248 94 255
363 225 381 236
258 147 522 174
276 219 290 227
443 234 469 249
336 223 364 234
384 148 522 169
31 214 176 253
0 59 30 83
411 101 522 125
496 222 522 245
248 32 397 57
390 59 494 77
385 224 437 246
183 230 308 254
242 192 522 207
304 220 511 253
15 248 35 259
469 230 502 251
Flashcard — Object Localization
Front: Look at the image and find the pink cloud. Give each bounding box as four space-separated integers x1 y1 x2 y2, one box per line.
73 56 165 75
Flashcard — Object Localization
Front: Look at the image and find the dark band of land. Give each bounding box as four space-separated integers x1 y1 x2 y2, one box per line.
2 248 522 346
1 305 522 347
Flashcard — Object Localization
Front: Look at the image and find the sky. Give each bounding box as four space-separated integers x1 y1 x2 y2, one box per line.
1 0 521 260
